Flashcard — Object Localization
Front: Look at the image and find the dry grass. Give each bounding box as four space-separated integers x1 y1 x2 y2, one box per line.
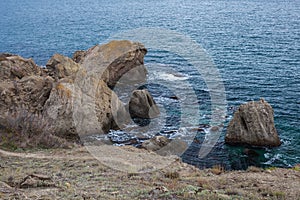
210 164 225 175
164 171 180 179
0 110 71 150
0 147 299 199
247 166 264 172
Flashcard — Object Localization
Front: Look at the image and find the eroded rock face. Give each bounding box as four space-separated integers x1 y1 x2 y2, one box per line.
72 50 86 63
43 41 146 139
0 40 152 142
0 54 43 81
225 99 281 147
0 54 53 116
80 40 147 88
71 69 128 136
46 54 80 80
42 81 77 140
141 136 188 156
129 89 160 119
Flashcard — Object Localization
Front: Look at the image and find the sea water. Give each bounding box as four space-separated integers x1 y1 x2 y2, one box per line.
0 0 299 169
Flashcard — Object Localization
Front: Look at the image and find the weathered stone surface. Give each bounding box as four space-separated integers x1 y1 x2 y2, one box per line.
46 54 80 80
72 50 86 63
225 99 281 147
0 54 42 81
141 136 171 151
0 54 53 117
156 139 188 156
0 75 53 118
43 77 113 139
0 40 148 141
43 69 128 139
129 89 160 119
142 136 188 156
42 81 77 140
114 64 148 86
80 40 147 88
72 69 127 136
42 41 146 139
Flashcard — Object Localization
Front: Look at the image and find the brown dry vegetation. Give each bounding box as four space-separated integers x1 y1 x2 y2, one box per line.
0 110 72 150
0 147 299 200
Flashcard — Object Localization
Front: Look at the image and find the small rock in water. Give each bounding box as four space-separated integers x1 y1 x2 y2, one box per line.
129 89 160 119
225 99 281 147
169 95 179 100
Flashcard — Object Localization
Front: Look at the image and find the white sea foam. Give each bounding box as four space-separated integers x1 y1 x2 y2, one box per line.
158 72 188 81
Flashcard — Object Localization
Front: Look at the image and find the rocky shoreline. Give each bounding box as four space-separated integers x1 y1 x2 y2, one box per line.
1 40 299 199
0 40 155 147
0 40 281 151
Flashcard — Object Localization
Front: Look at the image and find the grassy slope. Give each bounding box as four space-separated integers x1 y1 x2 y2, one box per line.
0 147 299 200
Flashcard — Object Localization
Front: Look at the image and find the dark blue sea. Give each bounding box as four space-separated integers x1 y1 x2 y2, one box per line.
0 0 299 169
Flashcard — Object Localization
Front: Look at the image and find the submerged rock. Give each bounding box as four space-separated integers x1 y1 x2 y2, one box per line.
225 99 281 147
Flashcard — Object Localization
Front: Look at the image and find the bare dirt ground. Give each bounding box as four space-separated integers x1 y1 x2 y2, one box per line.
0 146 299 200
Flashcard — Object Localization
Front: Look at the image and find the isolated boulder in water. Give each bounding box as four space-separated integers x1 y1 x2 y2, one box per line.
225 99 281 147
80 40 147 88
129 89 160 119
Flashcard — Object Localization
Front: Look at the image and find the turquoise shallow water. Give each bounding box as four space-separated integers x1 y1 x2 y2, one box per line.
0 0 299 168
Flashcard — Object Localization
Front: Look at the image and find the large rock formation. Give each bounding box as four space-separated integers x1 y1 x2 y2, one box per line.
0 54 43 81
0 54 53 117
80 40 147 88
0 40 154 141
43 40 147 139
129 89 160 119
225 99 281 147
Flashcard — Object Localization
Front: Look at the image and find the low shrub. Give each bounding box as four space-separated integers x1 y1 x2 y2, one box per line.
0 110 70 149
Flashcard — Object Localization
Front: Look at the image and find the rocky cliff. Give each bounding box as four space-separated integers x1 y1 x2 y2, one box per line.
0 40 153 142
